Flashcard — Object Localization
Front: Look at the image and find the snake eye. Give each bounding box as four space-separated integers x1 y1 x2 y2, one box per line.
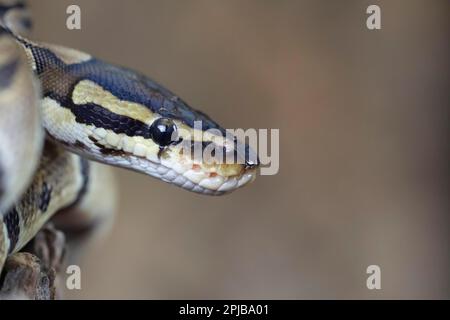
149 118 178 146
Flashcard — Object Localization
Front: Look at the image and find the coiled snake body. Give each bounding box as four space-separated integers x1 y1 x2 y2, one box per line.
0 2 258 273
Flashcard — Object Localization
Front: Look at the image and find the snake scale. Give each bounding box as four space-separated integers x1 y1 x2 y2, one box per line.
0 1 258 274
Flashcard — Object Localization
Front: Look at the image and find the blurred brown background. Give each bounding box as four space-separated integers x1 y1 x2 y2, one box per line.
30 0 449 299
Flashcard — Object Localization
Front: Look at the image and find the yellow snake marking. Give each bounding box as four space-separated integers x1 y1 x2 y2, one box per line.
17 44 37 71
72 80 158 125
42 96 161 163
12 146 85 253
41 97 100 157
42 97 77 125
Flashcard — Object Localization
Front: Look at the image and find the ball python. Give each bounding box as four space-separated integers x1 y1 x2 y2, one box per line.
0 1 258 273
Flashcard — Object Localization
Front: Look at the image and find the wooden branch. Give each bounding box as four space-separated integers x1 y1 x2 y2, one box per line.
0 224 66 300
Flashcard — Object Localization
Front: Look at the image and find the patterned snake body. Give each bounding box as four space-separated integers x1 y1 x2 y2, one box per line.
0 1 258 272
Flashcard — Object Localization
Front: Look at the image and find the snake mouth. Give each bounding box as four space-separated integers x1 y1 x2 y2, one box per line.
81 134 258 194
136 144 258 194
96 151 258 195
143 157 257 195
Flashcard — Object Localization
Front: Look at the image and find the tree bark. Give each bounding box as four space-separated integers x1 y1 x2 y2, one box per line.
0 224 66 300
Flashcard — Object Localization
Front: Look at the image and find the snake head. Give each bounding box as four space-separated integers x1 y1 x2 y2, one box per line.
20 40 260 195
